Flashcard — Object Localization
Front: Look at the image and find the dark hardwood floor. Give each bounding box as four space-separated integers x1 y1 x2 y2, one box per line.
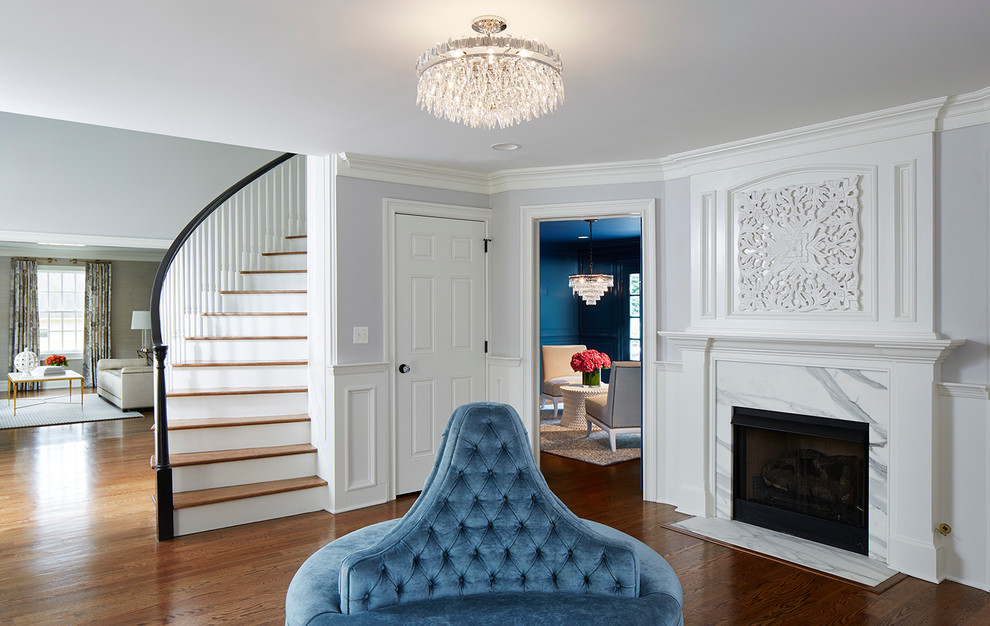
1 391 988 624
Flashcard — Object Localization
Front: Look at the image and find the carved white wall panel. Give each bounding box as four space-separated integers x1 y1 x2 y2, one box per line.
735 177 862 312
700 191 716 319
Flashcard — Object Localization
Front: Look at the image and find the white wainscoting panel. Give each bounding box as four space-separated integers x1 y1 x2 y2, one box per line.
328 363 389 512
938 383 990 591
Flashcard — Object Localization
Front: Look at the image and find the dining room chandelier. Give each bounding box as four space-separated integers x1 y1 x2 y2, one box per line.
569 219 614 305
415 15 564 129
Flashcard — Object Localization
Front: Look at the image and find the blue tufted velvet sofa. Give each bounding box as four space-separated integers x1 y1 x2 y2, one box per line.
286 402 683 625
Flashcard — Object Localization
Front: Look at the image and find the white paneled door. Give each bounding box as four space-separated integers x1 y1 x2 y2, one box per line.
395 213 486 495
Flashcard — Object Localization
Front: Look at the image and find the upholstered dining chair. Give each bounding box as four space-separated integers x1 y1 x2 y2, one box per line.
585 361 642 451
540 344 585 415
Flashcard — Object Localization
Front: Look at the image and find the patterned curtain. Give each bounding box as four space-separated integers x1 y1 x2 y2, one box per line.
8 259 41 390
83 262 112 387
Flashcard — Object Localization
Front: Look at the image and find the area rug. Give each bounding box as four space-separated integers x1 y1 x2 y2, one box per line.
0 393 144 430
539 409 641 466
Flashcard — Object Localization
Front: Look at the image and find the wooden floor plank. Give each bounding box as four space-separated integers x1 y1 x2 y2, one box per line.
0 390 987 624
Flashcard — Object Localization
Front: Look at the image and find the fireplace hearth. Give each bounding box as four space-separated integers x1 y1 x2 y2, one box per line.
732 406 869 555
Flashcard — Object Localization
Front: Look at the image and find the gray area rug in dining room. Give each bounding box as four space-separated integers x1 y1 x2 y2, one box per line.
539 409 641 466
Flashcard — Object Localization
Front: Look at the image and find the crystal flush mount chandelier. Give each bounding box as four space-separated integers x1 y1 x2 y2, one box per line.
569 219 614 305
416 15 564 129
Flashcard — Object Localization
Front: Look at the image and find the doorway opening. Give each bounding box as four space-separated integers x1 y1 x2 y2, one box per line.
536 215 645 473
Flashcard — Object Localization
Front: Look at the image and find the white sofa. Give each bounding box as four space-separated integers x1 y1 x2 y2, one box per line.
96 358 153 410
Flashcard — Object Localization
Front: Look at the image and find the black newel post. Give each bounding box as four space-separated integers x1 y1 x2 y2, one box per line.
154 344 174 541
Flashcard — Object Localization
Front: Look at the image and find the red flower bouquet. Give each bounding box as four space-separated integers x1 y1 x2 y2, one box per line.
570 349 611 373
45 354 68 367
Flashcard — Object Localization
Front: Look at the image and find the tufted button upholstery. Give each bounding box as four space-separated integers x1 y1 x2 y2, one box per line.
338 402 640 614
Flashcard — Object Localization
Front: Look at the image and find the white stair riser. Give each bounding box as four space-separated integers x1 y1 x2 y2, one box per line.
170 364 308 389
260 254 306 271
241 272 307 291
282 238 307 252
202 315 306 337
220 292 306 312
183 339 307 361
173 452 317 492
173 485 327 536
169 421 311 454
166 392 307 418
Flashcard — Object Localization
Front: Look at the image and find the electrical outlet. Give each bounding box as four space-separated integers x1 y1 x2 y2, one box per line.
353 326 369 344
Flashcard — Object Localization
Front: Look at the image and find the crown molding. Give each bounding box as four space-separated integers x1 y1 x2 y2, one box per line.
659 96 948 179
0 230 170 262
938 85 990 132
336 86 990 193
336 153 490 195
487 159 664 194
337 152 665 194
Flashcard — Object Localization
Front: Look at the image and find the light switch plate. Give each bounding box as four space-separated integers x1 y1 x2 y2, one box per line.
353 326 369 344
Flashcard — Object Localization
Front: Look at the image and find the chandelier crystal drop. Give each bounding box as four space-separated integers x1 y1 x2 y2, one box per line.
416 15 564 130
569 219 614 305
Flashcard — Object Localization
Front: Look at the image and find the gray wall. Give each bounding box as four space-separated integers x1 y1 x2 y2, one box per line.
109 260 161 360
0 112 280 242
937 123 990 385
333 176 490 364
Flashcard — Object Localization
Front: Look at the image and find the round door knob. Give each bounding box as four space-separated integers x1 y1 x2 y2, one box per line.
398 363 410 374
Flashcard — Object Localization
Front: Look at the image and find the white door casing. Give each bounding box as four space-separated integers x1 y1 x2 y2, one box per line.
520 199 658 498
390 204 489 495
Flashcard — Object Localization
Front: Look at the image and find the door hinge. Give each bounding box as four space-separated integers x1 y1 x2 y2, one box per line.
484 340 489 353
484 238 492 253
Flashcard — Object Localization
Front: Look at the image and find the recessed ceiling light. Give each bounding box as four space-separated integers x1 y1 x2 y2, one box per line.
577 235 589 239
491 143 521 152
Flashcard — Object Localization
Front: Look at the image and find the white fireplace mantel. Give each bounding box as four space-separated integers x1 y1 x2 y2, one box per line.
661 330 963 363
658 328 962 583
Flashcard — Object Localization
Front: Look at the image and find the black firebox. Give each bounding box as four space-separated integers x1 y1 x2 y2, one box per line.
732 406 869 555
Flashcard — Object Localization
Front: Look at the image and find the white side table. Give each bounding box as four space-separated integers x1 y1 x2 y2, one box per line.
559 383 609 429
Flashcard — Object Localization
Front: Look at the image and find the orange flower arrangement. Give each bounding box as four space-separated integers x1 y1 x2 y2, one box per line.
45 354 68 366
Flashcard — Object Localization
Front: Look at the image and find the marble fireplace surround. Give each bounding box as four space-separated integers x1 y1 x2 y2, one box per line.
662 331 961 583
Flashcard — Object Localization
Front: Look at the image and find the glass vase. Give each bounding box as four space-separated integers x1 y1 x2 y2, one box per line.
582 368 601 387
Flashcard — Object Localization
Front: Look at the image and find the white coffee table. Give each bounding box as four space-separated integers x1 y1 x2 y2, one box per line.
559 383 609 429
7 369 84 415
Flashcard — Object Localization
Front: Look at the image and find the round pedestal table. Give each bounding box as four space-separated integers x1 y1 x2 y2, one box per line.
559 383 609 429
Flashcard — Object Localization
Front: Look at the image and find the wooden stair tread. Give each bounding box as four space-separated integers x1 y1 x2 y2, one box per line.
262 251 306 256
239 269 306 274
201 312 305 316
184 336 306 340
169 414 310 430
173 476 327 509
172 361 307 368
171 443 315 467
167 386 307 398
285 235 307 239
218 289 306 294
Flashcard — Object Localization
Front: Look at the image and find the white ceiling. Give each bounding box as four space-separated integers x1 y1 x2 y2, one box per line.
3 1 989 173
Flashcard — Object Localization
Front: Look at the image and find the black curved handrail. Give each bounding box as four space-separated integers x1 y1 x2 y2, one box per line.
148 151 296 540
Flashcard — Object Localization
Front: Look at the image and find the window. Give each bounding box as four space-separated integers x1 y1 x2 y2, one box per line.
629 272 641 361
38 267 85 355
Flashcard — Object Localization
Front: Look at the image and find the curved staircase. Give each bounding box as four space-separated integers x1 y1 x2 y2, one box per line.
152 155 326 538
